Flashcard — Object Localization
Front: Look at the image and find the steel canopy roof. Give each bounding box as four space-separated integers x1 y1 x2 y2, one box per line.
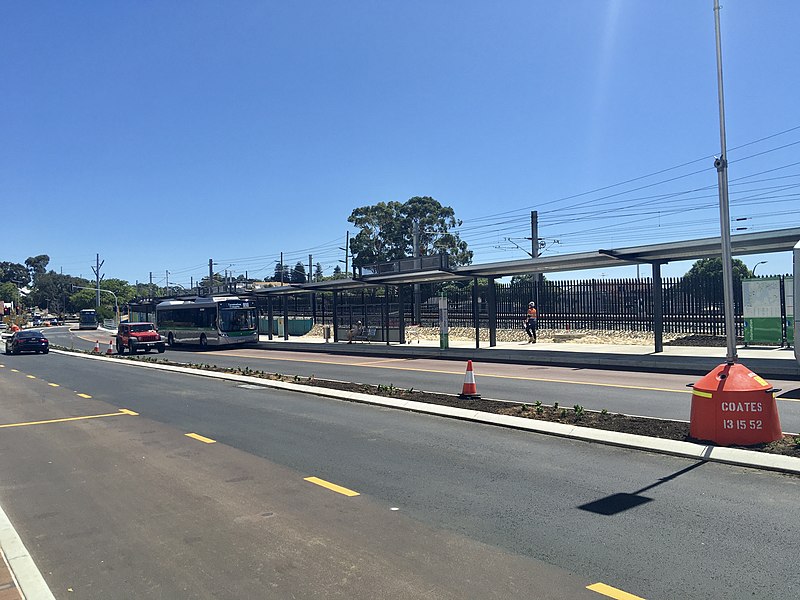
457 227 800 279
253 227 800 292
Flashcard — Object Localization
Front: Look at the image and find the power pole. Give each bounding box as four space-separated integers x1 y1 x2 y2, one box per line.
530 210 543 288
91 254 104 308
149 272 153 298
208 258 214 286
344 232 349 278
309 254 313 283
280 252 284 285
413 220 421 324
166 270 170 295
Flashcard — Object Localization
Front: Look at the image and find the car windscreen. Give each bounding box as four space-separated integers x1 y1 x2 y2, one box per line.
130 324 156 333
17 331 43 338
219 308 258 332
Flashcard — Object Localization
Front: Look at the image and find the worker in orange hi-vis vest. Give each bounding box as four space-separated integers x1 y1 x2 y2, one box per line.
525 301 538 343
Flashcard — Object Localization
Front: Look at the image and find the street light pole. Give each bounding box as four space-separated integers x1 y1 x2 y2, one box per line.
752 261 767 276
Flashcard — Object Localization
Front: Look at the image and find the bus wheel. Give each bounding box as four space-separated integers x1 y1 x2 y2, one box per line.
199 334 207 349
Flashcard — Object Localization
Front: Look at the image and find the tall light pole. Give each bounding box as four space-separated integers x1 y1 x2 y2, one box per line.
713 0 737 365
752 261 767 276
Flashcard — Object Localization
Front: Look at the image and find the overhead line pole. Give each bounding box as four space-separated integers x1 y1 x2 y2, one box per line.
713 0 737 364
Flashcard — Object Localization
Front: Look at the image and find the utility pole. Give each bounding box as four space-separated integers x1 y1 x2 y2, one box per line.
713 0 737 364
208 258 214 287
166 270 170 295
91 254 104 308
309 254 313 283
344 232 349 278
149 272 153 298
413 220 421 324
280 252 284 285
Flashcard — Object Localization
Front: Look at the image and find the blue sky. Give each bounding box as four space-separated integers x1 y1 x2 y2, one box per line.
2 1 798 287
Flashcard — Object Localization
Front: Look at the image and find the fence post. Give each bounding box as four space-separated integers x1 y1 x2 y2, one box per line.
653 262 663 353
488 277 497 347
472 277 480 349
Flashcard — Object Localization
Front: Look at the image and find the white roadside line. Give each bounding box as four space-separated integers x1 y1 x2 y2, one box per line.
51 349 800 475
0 502 56 599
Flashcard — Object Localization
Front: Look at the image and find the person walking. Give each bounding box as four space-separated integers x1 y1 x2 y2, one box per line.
525 301 538 343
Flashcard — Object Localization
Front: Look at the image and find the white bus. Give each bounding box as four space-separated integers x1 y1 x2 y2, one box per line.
155 296 259 348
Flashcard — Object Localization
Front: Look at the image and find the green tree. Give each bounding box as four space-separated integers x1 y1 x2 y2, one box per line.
290 262 307 284
0 282 20 306
25 255 50 284
272 262 290 283
314 263 324 283
0 261 30 287
27 272 89 314
347 196 472 268
683 258 751 283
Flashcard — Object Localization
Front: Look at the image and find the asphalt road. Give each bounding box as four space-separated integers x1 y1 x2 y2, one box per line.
47 326 800 432
1 349 799 599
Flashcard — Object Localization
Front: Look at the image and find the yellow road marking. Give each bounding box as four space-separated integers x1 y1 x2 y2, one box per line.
692 389 713 398
0 364 4 367
76 393 92 399
587 582 645 600
119 409 139 415
185 432 216 444
26 375 36 379
586 583 644 600
10 369 19 372
303 476 360 497
0 409 138 429
351 358 409 367
48 383 59 387
206 351 689 395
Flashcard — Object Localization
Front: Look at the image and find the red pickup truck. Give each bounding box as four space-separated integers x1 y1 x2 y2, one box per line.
116 322 166 354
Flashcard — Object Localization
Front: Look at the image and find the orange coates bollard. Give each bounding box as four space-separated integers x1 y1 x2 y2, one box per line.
689 362 782 446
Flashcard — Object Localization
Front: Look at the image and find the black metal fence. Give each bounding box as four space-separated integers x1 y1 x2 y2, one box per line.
263 275 789 336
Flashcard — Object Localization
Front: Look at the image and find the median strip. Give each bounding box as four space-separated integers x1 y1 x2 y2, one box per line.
185 433 216 444
303 476 360 497
587 582 645 600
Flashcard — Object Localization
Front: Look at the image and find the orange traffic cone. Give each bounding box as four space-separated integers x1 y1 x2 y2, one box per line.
458 360 481 399
106 339 114 355
92 340 100 354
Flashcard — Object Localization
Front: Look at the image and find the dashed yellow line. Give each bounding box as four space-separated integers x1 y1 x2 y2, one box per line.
0 409 138 429
26 375 36 379
304 476 360 497
587 582 646 600
10 369 19 372
48 383 59 387
76 393 92 399
185 432 216 444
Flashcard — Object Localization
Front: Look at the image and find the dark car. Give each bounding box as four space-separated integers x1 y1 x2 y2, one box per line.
5 330 49 355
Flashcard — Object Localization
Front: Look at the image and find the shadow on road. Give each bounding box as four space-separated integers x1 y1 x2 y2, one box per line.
577 461 706 516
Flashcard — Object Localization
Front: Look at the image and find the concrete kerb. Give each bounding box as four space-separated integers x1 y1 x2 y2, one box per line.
0 502 56 599
51 349 800 476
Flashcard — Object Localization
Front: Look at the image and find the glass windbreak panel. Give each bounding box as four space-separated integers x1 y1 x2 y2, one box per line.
219 308 258 332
